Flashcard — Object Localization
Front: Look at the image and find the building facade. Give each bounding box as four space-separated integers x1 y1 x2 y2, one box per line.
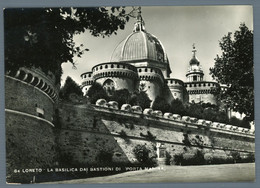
81 14 220 106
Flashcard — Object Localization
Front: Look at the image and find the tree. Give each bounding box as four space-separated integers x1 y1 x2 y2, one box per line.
110 89 131 108
152 96 170 113
129 91 151 110
210 23 254 121
87 82 108 104
170 99 187 116
4 7 135 83
133 145 150 164
59 76 83 100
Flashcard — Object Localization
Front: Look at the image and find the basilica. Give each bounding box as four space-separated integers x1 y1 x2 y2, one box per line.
80 13 220 106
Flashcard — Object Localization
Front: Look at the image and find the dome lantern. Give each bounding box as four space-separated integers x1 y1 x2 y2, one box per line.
133 7 146 32
110 8 172 78
186 44 204 82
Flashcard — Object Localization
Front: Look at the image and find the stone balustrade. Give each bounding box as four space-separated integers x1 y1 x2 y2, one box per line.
94 99 255 135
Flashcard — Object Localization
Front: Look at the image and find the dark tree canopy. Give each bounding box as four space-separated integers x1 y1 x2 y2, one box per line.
110 89 131 108
210 23 254 121
152 96 170 113
4 7 133 83
129 91 151 110
87 82 109 104
59 76 83 100
170 99 187 116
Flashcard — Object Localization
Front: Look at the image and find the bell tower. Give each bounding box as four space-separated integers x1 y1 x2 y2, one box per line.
186 44 204 82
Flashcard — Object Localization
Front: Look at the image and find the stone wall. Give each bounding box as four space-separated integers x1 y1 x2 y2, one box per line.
5 73 57 183
6 111 56 183
57 103 254 166
5 75 55 122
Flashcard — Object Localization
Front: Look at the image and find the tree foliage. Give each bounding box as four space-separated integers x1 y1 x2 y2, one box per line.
4 7 134 83
152 96 170 113
210 23 254 121
110 89 131 108
59 76 83 100
170 99 187 116
87 82 109 104
129 91 151 110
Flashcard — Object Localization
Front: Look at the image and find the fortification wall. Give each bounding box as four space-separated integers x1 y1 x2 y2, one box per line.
185 81 219 104
166 79 184 103
5 69 57 183
81 72 93 95
57 103 254 166
96 77 137 93
6 111 56 182
5 76 55 121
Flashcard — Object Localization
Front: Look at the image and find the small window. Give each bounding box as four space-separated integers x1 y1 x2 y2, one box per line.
105 65 108 68
111 64 114 68
36 107 45 118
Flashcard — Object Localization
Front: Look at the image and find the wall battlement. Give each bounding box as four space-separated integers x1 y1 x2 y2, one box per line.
94 99 255 137
6 68 59 102
185 81 219 89
56 102 254 169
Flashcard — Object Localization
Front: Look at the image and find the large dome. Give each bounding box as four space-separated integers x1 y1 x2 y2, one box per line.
110 26 169 64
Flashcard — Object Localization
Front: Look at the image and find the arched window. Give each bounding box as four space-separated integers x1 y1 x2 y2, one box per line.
103 79 115 96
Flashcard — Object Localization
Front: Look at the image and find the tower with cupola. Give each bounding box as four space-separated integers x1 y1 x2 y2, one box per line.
184 45 220 105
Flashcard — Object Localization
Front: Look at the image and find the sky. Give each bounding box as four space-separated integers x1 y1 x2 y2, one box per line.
61 5 253 86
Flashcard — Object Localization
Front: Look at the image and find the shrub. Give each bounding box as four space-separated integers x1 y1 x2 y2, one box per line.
133 145 157 166
173 153 184 165
165 151 172 165
140 131 156 141
182 133 191 146
119 130 127 138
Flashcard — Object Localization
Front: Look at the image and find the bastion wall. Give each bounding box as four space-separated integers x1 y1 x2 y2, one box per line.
5 70 58 183
57 103 254 166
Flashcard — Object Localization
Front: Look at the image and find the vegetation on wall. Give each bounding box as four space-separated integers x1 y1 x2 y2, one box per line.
152 98 249 128
210 23 254 121
133 144 157 166
173 149 254 166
